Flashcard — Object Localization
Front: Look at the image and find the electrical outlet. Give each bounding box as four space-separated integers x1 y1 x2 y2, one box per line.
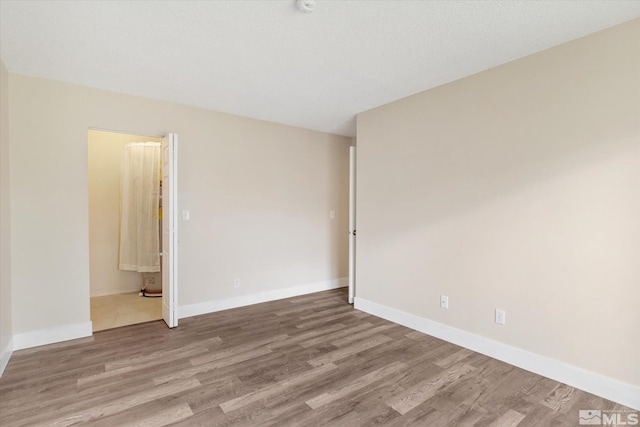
495 309 506 325
440 295 449 309
234 279 240 288
329 210 336 220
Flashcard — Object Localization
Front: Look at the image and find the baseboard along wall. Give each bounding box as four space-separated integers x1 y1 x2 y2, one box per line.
179 277 348 319
12 322 93 352
0 337 13 377
354 297 639 411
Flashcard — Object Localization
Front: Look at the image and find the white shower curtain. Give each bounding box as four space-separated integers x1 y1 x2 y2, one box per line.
119 142 161 272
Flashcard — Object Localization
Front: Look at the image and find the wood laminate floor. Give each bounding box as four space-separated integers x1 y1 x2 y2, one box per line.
0 288 632 426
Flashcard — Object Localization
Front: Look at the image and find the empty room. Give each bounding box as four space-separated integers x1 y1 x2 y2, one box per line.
0 1 638 426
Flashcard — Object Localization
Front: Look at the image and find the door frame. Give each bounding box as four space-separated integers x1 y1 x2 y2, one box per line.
348 146 356 304
161 133 178 328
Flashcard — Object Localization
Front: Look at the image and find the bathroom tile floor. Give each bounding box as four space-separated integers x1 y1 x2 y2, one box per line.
90 291 162 332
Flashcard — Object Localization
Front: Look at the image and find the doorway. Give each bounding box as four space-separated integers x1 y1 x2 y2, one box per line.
349 146 356 304
87 129 178 331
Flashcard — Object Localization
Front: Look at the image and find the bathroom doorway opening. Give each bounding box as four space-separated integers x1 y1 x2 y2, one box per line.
87 129 178 331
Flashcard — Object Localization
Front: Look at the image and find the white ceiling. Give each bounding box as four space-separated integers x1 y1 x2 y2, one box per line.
1 1 639 137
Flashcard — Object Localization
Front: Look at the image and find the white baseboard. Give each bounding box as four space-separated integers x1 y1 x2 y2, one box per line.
354 297 640 411
90 285 142 298
0 337 13 377
179 277 348 319
13 322 93 351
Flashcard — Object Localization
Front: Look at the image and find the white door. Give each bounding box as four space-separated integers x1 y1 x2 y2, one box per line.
162 133 178 328
348 146 356 304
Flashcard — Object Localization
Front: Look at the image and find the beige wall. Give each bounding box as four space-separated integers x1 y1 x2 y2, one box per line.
9 75 350 336
356 19 639 386
0 59 13 362
88 130 163 297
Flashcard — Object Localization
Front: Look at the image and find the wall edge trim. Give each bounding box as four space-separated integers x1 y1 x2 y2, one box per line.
354 296 639 411
13 322 93 351
179 277 348 319
0 337 13 377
